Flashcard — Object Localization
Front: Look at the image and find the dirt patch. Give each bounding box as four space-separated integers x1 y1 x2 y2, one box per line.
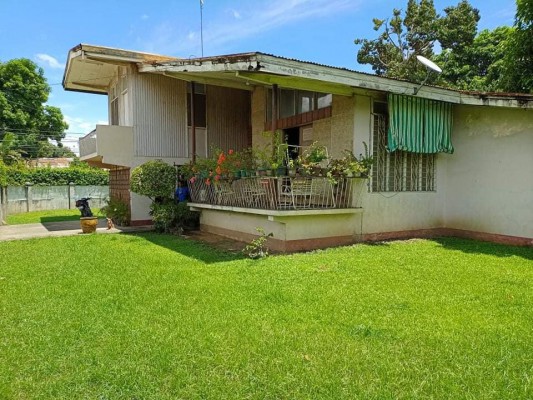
184 230 247 254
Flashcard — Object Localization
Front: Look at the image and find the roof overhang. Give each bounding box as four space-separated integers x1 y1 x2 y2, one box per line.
62 44 179 94
140 52 533 109
63 45 533 109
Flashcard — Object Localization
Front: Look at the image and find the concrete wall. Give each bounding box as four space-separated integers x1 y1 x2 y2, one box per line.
95 125 134 167
196 207 363 252
445 105 533 239
5 185 109 215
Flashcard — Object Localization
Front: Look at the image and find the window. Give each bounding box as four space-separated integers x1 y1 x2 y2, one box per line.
187 83 206 128
110 85 119 126
372 101 435 192
266 89 332 120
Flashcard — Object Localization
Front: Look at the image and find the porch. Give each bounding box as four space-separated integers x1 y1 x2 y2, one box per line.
188 176 367 252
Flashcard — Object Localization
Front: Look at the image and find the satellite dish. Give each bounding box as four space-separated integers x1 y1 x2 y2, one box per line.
413 55 443 95
416 55 442 73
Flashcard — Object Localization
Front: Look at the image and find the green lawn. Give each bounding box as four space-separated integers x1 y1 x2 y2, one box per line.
0 234 531 399
6 208 102 225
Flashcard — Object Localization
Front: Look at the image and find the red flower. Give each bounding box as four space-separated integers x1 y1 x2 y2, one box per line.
228 149 234 155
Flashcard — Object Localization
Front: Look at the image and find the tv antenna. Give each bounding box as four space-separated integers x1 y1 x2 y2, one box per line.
413 55 442 95
200 0 204 57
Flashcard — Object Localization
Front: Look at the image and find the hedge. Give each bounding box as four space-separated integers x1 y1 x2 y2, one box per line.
0 164 109 186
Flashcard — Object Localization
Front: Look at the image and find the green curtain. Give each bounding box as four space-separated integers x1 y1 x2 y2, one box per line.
387 94 454 154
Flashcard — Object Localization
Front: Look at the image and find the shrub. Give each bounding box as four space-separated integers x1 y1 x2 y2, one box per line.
0 161 7 187
242 227 273 259
130 160 176 201
2 164 109 186
150 200 199 233
101 198 130 226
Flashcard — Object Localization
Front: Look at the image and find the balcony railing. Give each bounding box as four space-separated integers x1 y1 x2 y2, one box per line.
188 176 365 211
79 129 97 158
78 125 133 167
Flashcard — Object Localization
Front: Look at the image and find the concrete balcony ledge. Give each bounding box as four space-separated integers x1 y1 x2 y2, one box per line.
79 125 133 168
189 202 363 217
188 202 365 253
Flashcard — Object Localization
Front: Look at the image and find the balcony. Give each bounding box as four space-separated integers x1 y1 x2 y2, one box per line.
187 176 366 252
188 176 365 211
79 125 133 168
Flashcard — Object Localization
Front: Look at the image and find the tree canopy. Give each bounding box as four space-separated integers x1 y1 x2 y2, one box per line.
0 58 70 163
503 0 533 93
354 0 531 93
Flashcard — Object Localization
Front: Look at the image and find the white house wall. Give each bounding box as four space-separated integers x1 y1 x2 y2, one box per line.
130 72 188 158
359 165 447 235
445 105 533 239
356 96 447 236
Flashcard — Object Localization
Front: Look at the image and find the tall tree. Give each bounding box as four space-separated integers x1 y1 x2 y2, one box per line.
354 0 439 82
503 0 533 93
436 26 512 91
354 0 504 90
0 58 68 160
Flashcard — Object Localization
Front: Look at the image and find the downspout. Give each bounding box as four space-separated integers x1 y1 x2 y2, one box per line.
191 81 197 163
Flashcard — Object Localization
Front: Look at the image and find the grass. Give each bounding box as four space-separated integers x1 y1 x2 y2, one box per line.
0 234 531 399
6 208 102 225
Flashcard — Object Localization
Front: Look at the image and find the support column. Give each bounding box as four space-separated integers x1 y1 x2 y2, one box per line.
25 183 33 212
68 182 76 209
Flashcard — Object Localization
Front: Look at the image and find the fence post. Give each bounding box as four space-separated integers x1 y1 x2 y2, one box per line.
25 183 33 212
0 187 5 225
68 182 76 209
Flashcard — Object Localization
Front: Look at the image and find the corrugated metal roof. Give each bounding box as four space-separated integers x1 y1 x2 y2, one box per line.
149 50 533 101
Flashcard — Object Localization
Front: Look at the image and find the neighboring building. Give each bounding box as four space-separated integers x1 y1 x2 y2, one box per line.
63 44 533 250
28 158 74 168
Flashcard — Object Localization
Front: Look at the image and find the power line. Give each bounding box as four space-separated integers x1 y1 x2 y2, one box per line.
1 127 88 136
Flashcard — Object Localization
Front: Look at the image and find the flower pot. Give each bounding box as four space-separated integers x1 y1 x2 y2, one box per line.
276 167 287 176
80 217 98 234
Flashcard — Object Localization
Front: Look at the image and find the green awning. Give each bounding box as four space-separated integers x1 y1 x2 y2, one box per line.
387 94 454 154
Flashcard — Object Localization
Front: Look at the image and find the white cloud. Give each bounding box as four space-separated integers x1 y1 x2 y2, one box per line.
138 0 359 56
36 53 65 69
64 115 108 134
141 14 149 20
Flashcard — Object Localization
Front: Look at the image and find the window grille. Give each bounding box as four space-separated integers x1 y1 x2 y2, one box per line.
372 111 435 192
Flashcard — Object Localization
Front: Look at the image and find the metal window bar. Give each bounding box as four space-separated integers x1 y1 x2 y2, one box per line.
372 112 436 192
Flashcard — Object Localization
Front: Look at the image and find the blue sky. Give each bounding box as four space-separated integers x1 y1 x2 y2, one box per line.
0 0 517 154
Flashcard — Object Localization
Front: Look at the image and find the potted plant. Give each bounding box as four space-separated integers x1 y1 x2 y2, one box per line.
75 197 98 233
287 158 298 177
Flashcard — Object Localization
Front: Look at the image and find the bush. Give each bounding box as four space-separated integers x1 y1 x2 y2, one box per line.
101 198 130 226
2 164 109 186
130 160 176 201
150 200 199 233
0 161 7 187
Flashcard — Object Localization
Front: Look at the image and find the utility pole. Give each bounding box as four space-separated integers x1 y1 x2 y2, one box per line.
200 0 204 57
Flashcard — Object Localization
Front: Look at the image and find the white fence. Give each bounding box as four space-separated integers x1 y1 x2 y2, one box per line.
0 184 109 217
